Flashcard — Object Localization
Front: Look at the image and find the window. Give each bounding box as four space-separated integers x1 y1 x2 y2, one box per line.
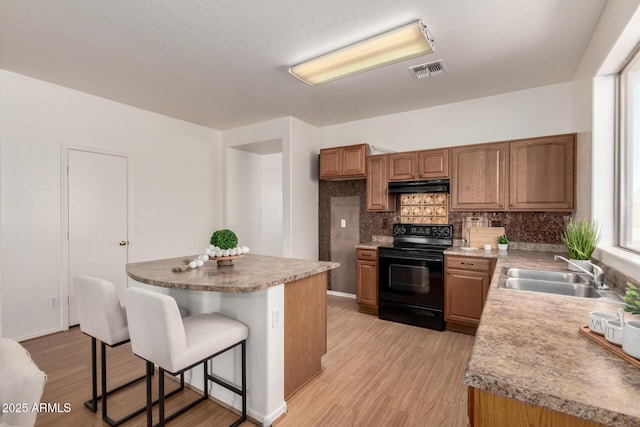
620 44 640 253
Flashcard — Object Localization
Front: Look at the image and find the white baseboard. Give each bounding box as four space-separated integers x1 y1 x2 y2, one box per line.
327 290 356 299
262 401 287 426
13 326 64 342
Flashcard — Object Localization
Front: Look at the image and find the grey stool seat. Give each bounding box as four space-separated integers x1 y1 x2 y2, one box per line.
125 286 248 427
74 275 183 426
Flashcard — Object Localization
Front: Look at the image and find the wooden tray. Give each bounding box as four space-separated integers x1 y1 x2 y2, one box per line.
579 325 640 368
213 254 243 266
172 254 244 271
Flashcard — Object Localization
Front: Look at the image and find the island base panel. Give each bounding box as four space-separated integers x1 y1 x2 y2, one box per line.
470 387 603 427
284 272 327 399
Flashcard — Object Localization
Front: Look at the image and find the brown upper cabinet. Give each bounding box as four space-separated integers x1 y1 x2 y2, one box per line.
319 143 370 180
418 149 449 178
509 134 575 211
450 142 508 211
450 134 576 212
388 152 416 181
388 148 449 181
367 154 395 212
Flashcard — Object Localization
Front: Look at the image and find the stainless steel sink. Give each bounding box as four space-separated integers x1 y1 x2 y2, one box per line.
502 278 600 297
498 268 625 303
506 268 588 283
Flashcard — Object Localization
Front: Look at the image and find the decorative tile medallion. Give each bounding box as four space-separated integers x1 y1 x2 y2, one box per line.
400 193 448 224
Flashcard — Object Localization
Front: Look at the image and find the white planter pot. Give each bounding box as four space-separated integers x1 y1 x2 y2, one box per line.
498 243 508 251
567 259 592 272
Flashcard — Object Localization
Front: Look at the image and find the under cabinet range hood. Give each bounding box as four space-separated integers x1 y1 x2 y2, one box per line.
388 178 449 194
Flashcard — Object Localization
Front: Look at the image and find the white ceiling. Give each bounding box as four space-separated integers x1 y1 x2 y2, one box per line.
0 0 607 130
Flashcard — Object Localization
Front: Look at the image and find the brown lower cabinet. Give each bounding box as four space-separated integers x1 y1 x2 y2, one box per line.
356 248 378 314
468 387 602 427
444 256 495 335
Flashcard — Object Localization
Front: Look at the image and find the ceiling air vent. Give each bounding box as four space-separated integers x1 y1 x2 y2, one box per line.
409 60 447 79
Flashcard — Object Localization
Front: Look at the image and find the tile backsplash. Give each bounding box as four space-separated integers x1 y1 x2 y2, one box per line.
319 180 568 259
399 193 448 224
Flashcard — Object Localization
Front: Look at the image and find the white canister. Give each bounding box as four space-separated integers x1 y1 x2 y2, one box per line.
622 320 640 360
604 320 623 346
588 311 617 335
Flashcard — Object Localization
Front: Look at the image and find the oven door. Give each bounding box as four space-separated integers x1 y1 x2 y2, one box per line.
378 249 444 310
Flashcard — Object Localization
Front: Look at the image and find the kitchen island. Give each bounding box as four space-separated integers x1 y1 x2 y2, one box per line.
126 254 339 427
447 248 640 426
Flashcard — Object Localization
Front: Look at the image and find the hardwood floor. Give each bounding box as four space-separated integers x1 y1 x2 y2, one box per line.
21 295 474 426
274 296 475 427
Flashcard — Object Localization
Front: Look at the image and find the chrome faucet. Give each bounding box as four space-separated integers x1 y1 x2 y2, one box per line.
553 255 608 290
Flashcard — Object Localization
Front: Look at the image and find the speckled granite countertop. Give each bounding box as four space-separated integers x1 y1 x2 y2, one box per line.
355 242 392 250
127 254 340 293
451 247 640 426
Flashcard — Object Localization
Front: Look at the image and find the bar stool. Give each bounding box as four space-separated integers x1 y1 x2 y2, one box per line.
74 275 184 426
125 286 248 427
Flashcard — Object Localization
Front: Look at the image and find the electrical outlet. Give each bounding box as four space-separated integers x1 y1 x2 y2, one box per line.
272 308 281 328
48 297 58 308
341 219 346 228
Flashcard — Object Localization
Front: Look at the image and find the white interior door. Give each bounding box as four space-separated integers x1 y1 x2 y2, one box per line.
68 149 128 326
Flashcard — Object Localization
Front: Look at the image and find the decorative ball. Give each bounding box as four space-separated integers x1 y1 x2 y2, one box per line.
196 259 204 267
189 261 197 269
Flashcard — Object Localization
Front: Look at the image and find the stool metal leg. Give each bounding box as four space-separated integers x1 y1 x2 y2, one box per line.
84 337 99 412
82 336 184 427
101 341 108 421
231 340 247 427
146 361 153 427
143 340 247 427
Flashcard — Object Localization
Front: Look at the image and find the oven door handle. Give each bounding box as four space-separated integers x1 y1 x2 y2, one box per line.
378 253 443 262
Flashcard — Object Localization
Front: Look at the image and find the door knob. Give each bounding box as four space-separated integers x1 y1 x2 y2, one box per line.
119 240 127 246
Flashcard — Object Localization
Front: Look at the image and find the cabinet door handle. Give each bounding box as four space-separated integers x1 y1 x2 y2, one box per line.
461 262 474 266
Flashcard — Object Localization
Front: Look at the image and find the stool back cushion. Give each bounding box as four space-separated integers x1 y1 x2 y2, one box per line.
0 338 47 427
125 287 187 372
74 275 129 345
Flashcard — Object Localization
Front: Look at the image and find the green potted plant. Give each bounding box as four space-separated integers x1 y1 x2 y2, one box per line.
624 282 640 315
497 235 509 251
561 218 601 272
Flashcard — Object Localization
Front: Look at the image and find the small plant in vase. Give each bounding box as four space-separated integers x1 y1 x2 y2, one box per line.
624 282 640 315
497 235 509 251
561 218 600 272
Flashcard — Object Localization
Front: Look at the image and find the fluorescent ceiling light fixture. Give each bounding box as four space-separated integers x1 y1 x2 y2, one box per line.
289 20 435 86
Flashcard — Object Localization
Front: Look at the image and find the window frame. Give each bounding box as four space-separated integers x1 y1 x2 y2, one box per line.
618 42 640 254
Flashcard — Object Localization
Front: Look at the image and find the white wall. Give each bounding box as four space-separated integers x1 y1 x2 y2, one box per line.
225 148 264 252
0 70 221 340
222 117 320 260
261 153 283 256
319 82 575 151
290 118 320 261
